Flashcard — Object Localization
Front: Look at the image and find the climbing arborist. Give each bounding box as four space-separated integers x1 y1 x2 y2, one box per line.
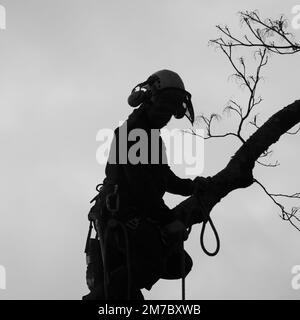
83 69 209 300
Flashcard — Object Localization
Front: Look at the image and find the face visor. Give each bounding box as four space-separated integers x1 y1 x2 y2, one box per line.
155 88 195 125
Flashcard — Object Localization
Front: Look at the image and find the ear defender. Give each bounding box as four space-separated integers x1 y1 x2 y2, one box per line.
127 75 159 107
127 88 151 107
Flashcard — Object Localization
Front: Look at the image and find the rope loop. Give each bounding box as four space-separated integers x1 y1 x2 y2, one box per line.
200 217 220 256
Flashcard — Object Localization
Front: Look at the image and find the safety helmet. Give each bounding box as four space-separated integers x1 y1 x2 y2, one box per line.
127 69 195 125
149 69 185 91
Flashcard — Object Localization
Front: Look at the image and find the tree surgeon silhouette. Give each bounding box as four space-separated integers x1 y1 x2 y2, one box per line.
82 11 300 301
83 70 209 300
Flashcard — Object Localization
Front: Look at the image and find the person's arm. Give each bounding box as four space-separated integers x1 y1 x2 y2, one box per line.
159 136 194 196
122 162 176 226
163 164 194 196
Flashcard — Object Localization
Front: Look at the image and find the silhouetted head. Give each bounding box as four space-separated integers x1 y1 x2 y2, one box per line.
128 69 195 129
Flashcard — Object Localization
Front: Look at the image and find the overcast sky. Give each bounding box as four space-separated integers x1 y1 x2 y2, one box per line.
0 0 299 300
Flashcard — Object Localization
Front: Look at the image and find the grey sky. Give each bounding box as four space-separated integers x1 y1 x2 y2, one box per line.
0 0 299 299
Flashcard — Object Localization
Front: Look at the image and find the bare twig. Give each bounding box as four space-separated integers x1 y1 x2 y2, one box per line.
254 178 300 231
211 11 300 54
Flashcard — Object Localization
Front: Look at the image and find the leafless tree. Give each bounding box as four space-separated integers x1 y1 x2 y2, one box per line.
180 10 300 233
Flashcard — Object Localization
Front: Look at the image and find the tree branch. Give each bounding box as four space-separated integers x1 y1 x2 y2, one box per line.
211 11 300 55
177 100 300 230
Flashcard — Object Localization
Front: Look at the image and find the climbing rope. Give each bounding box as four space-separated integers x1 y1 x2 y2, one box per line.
200 217 220 256
198 198 220 256
180 197 220 300
181 238 186 300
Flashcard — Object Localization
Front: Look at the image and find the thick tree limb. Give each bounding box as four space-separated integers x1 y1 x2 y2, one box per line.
176 100 300 227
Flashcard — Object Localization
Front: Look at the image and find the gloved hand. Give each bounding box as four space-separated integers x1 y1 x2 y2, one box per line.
192 176 213 197
161 219 188 243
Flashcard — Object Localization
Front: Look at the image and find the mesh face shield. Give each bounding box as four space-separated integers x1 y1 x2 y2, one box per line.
173 90 195 125
155 88 195 125
128 72 195 125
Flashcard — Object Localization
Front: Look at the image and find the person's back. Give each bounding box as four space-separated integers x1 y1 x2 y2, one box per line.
105 103 194 224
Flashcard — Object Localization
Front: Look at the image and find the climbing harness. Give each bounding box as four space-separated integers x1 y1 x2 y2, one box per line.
105 185 120 214
103 184 131 300
87 183 132 300
86 182 220 301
